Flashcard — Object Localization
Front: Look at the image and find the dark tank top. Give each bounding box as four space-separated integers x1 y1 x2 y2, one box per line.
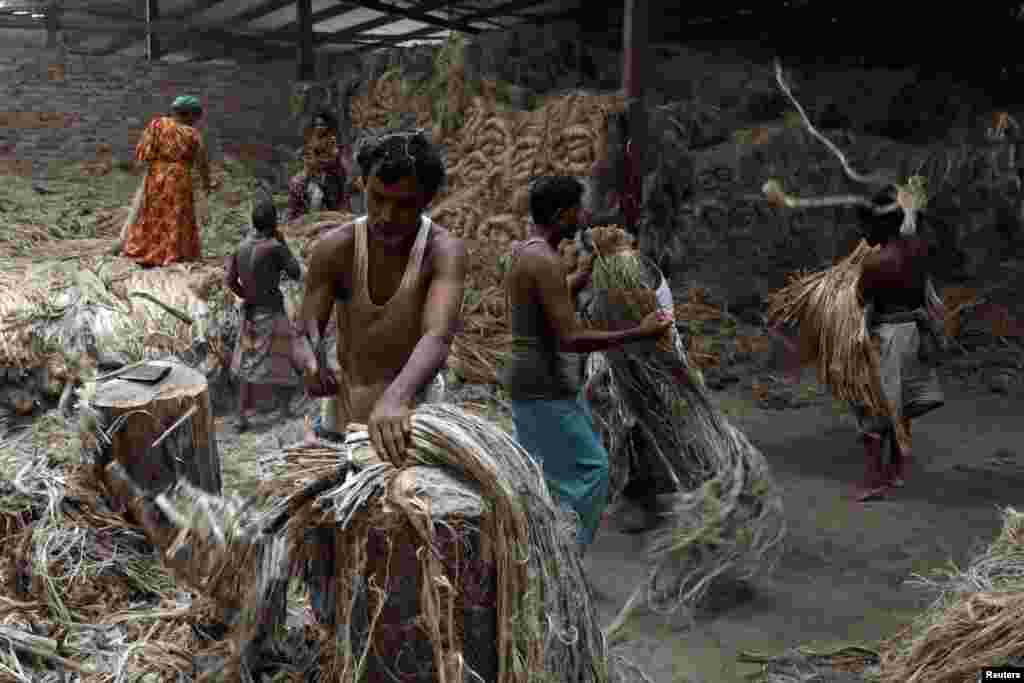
499 238 581 400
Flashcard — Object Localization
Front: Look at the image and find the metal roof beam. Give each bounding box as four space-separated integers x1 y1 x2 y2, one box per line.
262 1 361 40
266 0 473 42
340 0 554 51
68 0 236 54
151 0 301 57
340 0 481 34
297 0 463 45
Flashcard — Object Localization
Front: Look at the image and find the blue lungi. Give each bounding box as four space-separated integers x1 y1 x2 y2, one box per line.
510 393 610 548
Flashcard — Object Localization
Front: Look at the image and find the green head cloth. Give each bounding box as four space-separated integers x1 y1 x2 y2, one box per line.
171 95 202 113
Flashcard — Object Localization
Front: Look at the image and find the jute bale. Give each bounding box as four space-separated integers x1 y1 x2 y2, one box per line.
309 465 500 682
101 404 617 682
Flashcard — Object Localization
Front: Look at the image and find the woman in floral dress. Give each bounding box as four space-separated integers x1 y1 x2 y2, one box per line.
122 95 215 267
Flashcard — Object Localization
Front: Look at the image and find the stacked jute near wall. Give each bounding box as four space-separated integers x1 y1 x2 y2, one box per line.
349 52 625 383
580 227 786 638
98 404 623 682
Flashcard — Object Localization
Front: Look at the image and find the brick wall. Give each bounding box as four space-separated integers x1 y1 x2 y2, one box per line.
0 46 303 178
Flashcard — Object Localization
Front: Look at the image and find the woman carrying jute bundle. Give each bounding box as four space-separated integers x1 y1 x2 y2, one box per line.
119 95 216 266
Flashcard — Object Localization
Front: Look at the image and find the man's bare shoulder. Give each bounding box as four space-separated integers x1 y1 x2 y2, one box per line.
308 222 357 275
515 240 559 272
311 221 356 253
424 222 468 270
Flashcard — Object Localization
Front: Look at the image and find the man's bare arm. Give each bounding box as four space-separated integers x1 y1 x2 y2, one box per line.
528 248 660 353
296 227 348 367
382 234 468 406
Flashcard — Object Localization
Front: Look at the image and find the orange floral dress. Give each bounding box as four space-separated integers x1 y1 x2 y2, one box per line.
122 116 206 267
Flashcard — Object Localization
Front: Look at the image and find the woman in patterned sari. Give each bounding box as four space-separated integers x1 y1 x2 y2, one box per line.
122 95 215 267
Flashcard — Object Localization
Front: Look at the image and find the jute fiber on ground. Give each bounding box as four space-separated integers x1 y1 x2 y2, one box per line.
877 506 1024 683
581 227 786 638
99 403 633 682
764 240 914 451
737 644 881 683
0 250 311 392
0 442 233 681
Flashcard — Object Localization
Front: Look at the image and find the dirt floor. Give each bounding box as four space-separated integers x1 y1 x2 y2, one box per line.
587 371 1023 683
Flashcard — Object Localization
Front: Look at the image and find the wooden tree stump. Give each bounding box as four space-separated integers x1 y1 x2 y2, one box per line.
91 361 221 500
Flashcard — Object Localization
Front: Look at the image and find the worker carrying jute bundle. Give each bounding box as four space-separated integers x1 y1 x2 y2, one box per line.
763 60 951 503
499 176 672 554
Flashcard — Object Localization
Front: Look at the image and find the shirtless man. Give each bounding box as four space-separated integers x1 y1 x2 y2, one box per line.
293 131 465 625
852 193 948 501
295 129 466 466
501 176 672 553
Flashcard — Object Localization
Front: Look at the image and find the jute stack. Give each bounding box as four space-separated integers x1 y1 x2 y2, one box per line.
99 404 619 682
581 226 786 638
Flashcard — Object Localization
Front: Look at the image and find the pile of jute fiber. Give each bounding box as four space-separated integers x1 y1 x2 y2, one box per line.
877 506 1024 683
97 403 651 682
581 225 787 640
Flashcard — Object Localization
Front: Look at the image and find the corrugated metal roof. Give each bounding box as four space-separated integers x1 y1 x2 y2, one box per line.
0 0 588 64
9 0 1019 71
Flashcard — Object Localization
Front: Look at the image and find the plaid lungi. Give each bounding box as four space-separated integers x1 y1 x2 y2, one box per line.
853 318 944 435
230 308 301 386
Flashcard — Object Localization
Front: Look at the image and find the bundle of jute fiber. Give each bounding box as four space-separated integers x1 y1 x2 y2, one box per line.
582 226 786 639
581 350 635 504
764 239 911 452
877 506 1024 683
100 403 632 682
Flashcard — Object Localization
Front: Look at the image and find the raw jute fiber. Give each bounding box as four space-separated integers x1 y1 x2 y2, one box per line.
764 240 911 451
582 227 786 639
878 506 1024 683
104 403 632 682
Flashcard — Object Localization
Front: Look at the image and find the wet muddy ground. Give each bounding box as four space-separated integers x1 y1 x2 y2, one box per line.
590 376 1023 682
